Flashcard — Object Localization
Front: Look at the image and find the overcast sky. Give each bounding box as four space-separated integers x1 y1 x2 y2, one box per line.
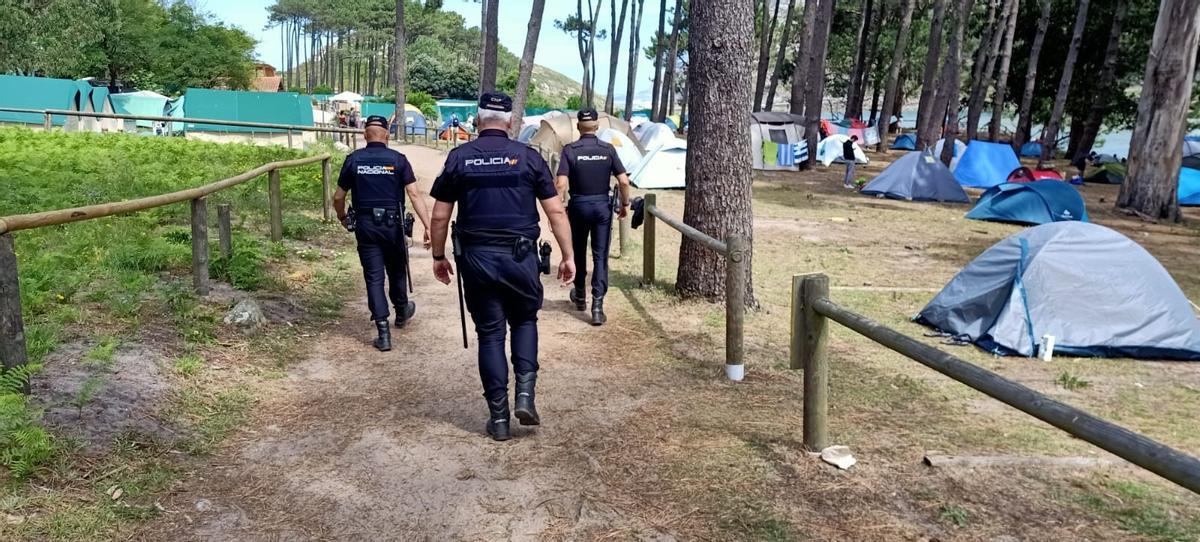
198 0 668 102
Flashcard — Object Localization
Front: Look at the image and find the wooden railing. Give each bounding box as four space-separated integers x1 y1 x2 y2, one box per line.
0 154 333 379
790 272 1200 495
640 193 749 381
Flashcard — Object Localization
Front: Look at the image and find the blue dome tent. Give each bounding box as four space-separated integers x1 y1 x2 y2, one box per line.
860 151 969 202
1019 141 1043 158
891 133 917 150
916 222 1200 360
966 180 1088 225
955 141 1022 188
1179 166 1200 206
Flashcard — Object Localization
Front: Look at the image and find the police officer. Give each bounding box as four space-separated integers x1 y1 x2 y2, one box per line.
556 108 631 326
333 115 433 352
429 92 576 442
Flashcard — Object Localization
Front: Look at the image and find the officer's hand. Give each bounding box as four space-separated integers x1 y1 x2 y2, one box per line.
617 204 629 219
557 259 576 286
422 230 431 249
433 259 454 285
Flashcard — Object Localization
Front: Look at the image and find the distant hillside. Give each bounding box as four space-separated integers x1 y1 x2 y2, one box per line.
530 65 601 108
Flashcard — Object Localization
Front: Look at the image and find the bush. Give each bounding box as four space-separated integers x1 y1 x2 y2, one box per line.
0 365 56 479
210 233 268 290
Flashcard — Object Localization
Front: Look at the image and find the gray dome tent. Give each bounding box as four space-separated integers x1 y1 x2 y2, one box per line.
915 222 1200 360
860 151 969 202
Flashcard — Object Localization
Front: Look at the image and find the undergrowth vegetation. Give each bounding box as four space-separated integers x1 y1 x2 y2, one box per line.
0 128 351 537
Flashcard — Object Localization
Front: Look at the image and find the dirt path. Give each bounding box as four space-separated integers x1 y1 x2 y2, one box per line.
141 145 671 540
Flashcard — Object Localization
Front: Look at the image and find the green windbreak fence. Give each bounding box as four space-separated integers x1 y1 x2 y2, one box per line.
181 88 314 132
0 75 84 126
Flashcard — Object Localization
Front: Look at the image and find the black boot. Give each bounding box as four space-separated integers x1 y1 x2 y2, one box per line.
569 287 586 311
372 320 392 351
514 372 540 426
590 296 607 326
395 301 417 328
486 396 512 441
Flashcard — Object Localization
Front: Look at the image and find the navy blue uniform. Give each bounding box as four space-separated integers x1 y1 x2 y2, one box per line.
430 129 557 402
558 134 625 299
338 142 418 322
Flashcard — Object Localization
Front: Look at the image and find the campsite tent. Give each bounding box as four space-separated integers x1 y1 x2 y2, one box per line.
1179 166 1200 206
954 140 1021 188
1085 162 1125 184
750 111 805 171
966 180 1088 225
1007 167 1064 183
530 112 641 161
630 138 687 189
597 128 644 172
891 134 917 150
182 88 313 132
1018 141 1043 158
816 134 868 166
111 90 170 129
403 110 427 136
438 118 471 141
933 138 968 171
860 151 969 202
915 221 1200 359
1184 137 1200 158
636 122 677 152
517 124 539 143
435 99 477 125
0 75 85 128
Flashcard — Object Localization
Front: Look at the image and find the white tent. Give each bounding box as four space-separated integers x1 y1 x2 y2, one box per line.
1184 138 1200 158
817 134 869 166
638 122 678 151
331 91 364 102
631 138 687 189
629 115 651 131
933 138 968 171
597 128 643 172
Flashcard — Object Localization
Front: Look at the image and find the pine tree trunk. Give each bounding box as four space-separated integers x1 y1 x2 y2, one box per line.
1070 0 1127 165
512 0 547 135
966 0 1008 140
1116 0 1200 221
764 0 796 111
1012 0 1051 150
753 0 782 111
856 2 884 120
939 0 975 165
659 0 683 118
677 0 756 303
605 0 630 114
846 0 875 119
987 0 1020 141
481 0 500 93
789 0 820 115
875 0 916 151
804 0 837 165
651 0 668 120
915 0 948 149
625 0 645 119
677 82 689 132
393 0 407 134
1036 0 1089 168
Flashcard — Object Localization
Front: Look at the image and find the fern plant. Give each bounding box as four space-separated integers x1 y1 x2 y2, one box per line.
0 363 56 479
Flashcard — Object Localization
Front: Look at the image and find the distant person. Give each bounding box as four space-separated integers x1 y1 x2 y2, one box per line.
843 135 860 189
333 115 433 351
888 113 902 133
556 108 631 326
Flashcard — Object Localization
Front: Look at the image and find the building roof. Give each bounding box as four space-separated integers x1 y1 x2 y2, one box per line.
252 76 282 92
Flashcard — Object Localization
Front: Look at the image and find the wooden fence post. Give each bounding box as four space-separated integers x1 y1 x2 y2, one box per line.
269 169 283 242
287 129 294 149
795 273 830 451
619 216 630 258
0 233 30 391
642 193 656 286
321 157 333 221
43 113 52 131
725 235 748 381
217 203 232 262
190 198 210 296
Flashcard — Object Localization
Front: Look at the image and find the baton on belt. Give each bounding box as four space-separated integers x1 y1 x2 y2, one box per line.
451 222 468 349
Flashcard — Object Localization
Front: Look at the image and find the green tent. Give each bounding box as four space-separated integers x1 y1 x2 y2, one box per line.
181 88 314 132
0 74 82 125
111 91 170 128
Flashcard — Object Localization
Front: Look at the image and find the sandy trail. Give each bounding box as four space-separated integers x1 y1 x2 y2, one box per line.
142 144 671 541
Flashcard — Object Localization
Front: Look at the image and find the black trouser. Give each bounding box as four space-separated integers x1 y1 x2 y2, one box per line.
355 212 407 322
458 244 543 402
567 194 612 298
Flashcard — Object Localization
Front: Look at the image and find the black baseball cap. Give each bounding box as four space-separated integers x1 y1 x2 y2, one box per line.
577 108 599 122
364 115 388 129
479 92 513 112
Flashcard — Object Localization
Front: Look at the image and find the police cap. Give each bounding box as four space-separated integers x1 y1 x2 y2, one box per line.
479 92 513 112
577 108 599 122
364 115 389 129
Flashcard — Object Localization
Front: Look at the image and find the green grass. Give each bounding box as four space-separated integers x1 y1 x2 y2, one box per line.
939 504 970 527
1073 479 1200 541
172 354 204 378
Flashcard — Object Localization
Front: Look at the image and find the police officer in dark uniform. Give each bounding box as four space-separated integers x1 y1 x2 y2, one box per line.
556 108 631 326
334 115 433 351
429 92 576 442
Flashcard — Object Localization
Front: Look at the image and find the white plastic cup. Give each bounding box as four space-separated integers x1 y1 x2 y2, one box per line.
725 364 745 382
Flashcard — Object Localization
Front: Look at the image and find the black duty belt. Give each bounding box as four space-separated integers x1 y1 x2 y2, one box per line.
456 232 536 261
568 193 611 202
356 207 401 227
